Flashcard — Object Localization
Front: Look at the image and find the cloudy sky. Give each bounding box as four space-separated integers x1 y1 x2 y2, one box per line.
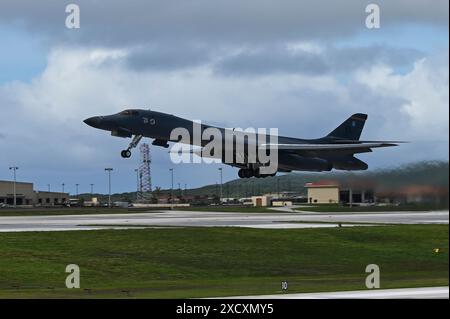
0 0 448 194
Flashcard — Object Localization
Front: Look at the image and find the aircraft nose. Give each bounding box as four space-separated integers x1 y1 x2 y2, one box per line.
83 116 101 128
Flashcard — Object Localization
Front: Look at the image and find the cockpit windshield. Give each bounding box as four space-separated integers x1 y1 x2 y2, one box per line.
120 110 139 116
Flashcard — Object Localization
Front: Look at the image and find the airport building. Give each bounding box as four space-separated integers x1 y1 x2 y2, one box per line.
251 192 306 207
34 190 70 206
0 180 69 206
251 195 272 207
305 181 340 204
305 181 374 205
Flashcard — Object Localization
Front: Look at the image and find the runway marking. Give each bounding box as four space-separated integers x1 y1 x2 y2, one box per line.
219 286 449 299
0 210 447 232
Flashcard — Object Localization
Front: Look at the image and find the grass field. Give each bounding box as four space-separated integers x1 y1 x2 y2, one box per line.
0 225 447 298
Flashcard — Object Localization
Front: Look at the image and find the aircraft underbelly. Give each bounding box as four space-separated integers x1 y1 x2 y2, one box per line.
278 153 332 171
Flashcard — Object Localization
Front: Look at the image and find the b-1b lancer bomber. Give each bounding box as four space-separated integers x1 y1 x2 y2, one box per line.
84 109 401 178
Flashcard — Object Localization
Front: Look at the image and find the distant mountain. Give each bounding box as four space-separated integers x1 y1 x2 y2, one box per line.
188 160 449 198
78 160 448 201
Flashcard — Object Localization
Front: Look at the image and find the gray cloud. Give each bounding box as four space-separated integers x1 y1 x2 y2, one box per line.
214 45 423 76
330 46 423 72
0 0 444 74
215 48 329 76
125 45 212 71
0 0 448 48
121 44 423 75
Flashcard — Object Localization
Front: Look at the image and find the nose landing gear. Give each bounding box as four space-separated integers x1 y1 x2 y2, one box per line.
121 135 143 158
120 149 132 158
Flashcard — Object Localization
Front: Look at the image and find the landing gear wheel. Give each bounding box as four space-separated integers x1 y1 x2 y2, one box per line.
121 150 132 158
244 169 253 178
238 169 254 178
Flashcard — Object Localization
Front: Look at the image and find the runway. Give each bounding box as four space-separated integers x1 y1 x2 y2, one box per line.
222 286 449 299
0 209 447 232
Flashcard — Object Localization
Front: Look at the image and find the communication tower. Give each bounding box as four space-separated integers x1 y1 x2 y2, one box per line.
139 143 152 197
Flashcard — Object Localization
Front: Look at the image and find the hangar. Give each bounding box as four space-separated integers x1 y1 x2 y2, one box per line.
34 190 70 206
0 180 69 206
305 181 340 204
305 181 374 205
0 180 34 205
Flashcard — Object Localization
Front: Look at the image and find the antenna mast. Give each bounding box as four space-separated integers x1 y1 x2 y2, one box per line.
139 143 152 199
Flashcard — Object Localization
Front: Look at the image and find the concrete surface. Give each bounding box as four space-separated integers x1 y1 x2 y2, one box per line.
221 286 449 299
0 210 447 232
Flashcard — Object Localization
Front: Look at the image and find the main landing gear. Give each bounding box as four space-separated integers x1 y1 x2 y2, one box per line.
238 168 276 179
121 135 143 158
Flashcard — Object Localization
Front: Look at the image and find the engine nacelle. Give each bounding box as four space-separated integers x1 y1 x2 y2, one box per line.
332 157 368 170
152 139 170 148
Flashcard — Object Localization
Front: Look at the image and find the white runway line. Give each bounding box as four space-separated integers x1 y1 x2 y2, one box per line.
220 287 449 299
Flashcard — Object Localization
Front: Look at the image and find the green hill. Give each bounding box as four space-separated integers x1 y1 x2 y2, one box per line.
78 160 448 201
188 160 449 198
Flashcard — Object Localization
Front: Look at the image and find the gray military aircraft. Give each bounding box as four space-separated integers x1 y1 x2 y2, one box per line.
84 109 400 178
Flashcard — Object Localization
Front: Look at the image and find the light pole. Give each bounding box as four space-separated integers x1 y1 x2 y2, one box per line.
169 168 174 209
218 167 223 203
105 168 113 208
62 183 65 193
9 166 18 207
75 184 79 197
134 168 139 201
47 184 51 192
277 178 280 198
90 183 94 195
